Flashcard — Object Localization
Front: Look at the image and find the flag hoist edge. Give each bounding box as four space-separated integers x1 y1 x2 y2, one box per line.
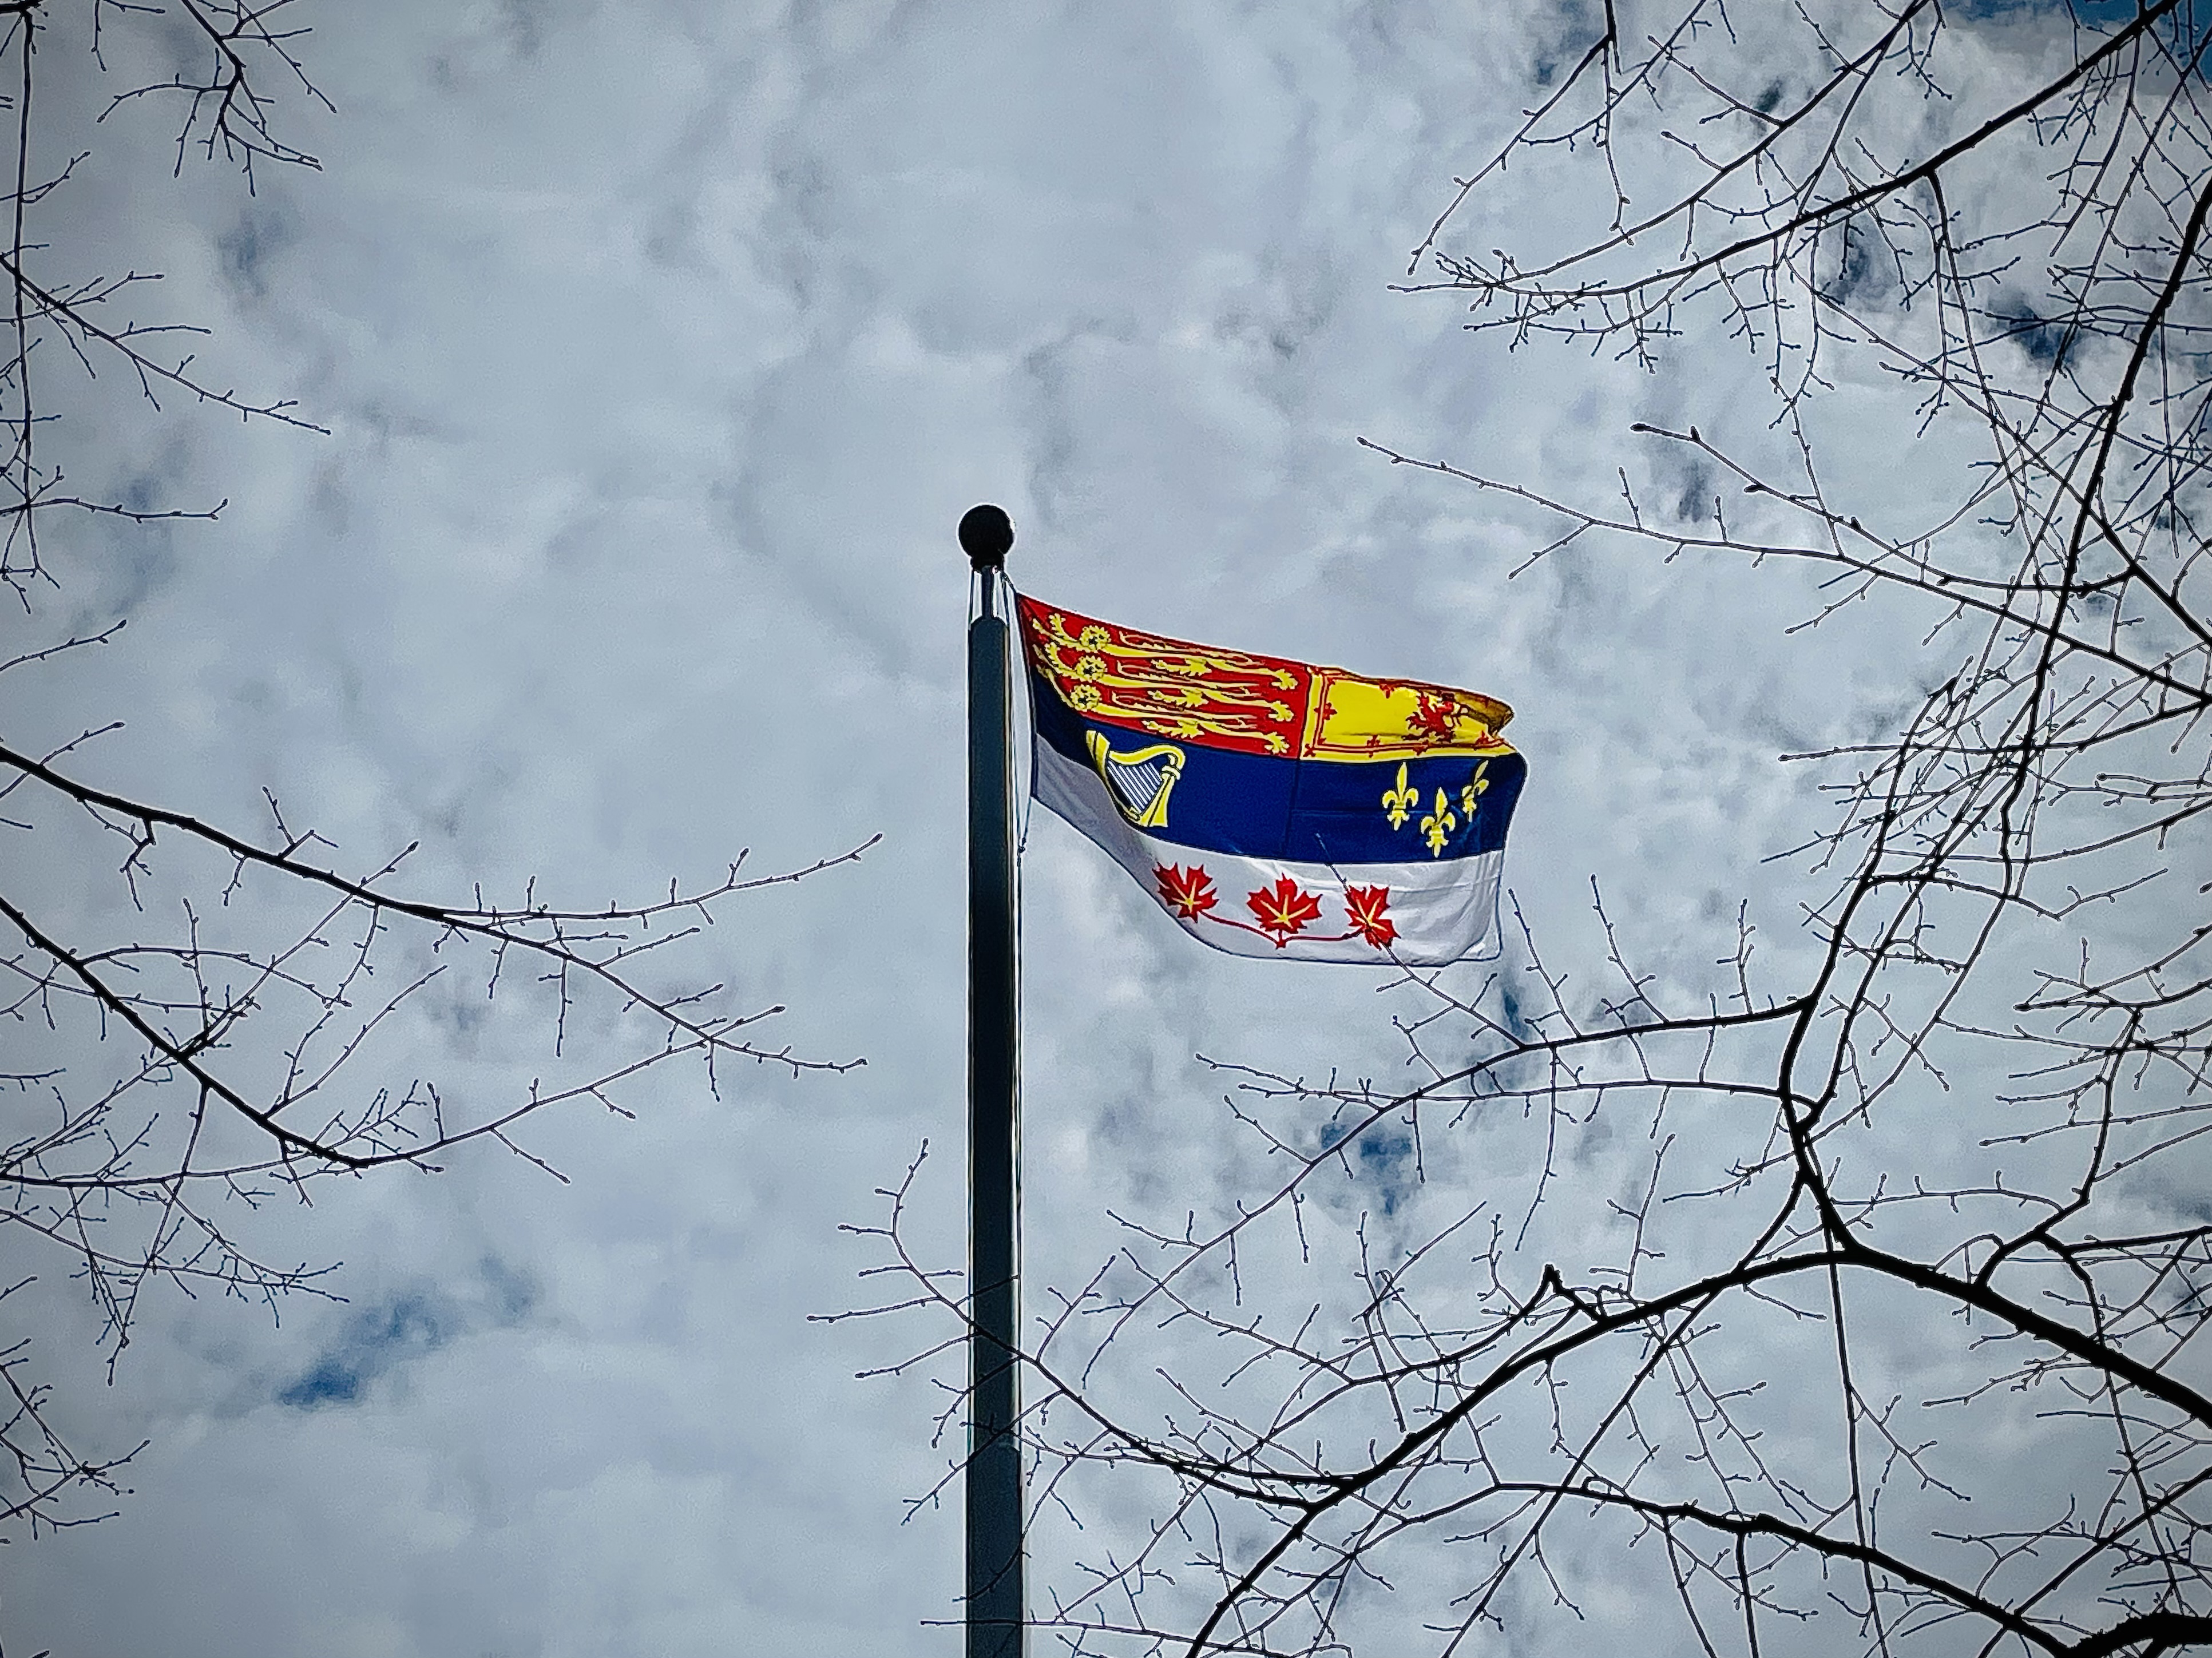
1017 593 1525 965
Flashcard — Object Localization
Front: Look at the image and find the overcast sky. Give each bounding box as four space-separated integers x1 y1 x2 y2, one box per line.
0 3 2113 1654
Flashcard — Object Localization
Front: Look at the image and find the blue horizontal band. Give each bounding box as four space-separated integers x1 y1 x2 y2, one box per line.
1029 667 1524 864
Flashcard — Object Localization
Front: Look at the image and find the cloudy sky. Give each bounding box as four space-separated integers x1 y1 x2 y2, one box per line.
0 2 2118 1654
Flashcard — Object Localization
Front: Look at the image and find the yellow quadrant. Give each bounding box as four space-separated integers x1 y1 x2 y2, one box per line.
1304 671 1515 761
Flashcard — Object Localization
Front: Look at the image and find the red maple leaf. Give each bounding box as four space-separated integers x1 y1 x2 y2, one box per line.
1154 862 1218 920
1246 875 1323 946
1344 884 1396 949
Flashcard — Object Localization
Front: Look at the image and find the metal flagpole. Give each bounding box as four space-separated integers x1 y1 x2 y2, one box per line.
960 502 1024 1658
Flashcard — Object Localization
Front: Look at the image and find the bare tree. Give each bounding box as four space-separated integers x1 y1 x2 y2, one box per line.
0 4 866 1540
849 3 2212 1653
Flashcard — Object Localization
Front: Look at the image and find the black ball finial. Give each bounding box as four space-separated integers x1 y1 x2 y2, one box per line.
959 503 1014 570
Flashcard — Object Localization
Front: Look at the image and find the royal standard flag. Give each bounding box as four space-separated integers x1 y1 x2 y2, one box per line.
1020 594 1525 965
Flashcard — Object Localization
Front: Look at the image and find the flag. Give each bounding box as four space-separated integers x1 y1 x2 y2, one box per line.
1018 593 1525 965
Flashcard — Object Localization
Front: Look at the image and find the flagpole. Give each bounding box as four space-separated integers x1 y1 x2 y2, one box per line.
960 502 1024 1658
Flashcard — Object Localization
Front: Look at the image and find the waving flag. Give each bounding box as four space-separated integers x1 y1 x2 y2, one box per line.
1019 594 1524 965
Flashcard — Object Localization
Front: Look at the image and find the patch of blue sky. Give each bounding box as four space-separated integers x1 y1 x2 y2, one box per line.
1354 1128 1416 1217
1307 1116 1417 1215
275 1259 538 1411
276 1293 451 1410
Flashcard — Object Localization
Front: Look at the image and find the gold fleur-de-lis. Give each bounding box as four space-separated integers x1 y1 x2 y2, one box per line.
1421 788 1457 856
1460 759 1490 819
1381 762 1418 829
